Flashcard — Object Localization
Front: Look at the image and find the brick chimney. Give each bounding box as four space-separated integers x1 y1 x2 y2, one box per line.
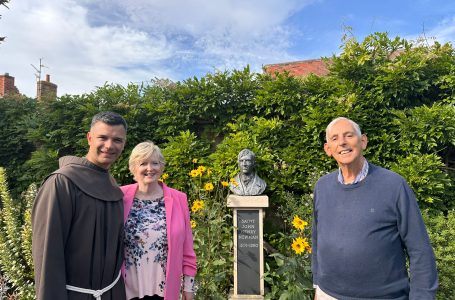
37 74 57 101
0 73 20 97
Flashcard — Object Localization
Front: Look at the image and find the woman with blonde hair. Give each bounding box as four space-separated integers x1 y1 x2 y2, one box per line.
121 141 197 300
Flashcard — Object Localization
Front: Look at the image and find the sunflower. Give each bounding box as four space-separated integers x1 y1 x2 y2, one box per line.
291 237 309 255
292 216 308 231
204 182 214 192
191 200 204 213
190 220 197 229
189 169 201 177
221 181 229 187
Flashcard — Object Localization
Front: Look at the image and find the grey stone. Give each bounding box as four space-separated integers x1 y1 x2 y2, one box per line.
229 149 266 196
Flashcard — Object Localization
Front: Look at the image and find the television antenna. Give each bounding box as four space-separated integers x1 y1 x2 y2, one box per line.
31 58 48 98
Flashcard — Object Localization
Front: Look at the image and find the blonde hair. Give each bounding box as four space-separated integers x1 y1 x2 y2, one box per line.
128 141 165 175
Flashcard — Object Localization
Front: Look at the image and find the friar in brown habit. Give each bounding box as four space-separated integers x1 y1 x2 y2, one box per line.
32 111 128 300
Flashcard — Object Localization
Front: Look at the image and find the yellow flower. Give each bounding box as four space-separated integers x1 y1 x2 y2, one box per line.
306 246 312 254
291 237 308 255
189 169 201 177
191 200 204 213
197 166 207 173
221 181 229 187
192 158 198 163
204 182 214 192
191 220 197 229
161 173 169 180
292 216 308 231
230 178 238 187
207 168 212 176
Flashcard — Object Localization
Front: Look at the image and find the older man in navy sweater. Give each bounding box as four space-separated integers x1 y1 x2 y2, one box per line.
311 117 438 300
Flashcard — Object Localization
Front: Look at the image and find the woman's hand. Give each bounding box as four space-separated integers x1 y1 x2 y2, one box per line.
182 291 194 300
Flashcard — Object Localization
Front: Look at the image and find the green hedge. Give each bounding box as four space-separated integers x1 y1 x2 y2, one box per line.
0 32 454 298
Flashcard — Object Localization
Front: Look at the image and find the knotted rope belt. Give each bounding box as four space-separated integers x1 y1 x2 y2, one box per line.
66 271 122 300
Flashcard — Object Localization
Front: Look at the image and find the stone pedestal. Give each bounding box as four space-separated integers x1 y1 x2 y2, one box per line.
227 195 269 299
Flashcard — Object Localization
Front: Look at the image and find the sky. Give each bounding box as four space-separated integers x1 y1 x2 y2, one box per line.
1 0 455 98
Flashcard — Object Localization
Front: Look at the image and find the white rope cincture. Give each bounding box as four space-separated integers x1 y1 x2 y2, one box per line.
66 271 122 300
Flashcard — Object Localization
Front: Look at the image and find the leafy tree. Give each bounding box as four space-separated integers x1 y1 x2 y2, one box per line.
392 103 455 163
329 32 453 109
24 95 89 185
0 97 36 196
253 72 307 118
145 67 260 145
161 130 210 193
390 154 453 211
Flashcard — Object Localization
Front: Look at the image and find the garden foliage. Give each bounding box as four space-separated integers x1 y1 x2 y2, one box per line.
0 168 35 299
0 32 454 298
184 164 233 298
422 210 455 299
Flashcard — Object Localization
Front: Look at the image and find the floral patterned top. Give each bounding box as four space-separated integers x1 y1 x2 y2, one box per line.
124 196 168 299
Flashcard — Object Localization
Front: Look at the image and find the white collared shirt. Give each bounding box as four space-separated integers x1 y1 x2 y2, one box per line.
337 159 369 185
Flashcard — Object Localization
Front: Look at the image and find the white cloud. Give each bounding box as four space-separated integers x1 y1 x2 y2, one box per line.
105 0 305 33
0 0 314 97
99 0 311 70
1 0 175 96
428 17 455 44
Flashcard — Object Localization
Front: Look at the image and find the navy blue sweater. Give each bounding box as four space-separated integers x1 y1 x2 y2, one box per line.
312 163 438 299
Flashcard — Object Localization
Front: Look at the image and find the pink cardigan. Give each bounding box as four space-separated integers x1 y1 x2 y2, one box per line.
120 182 197 300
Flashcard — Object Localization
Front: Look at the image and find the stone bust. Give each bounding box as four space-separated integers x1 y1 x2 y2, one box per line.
229 149 267 196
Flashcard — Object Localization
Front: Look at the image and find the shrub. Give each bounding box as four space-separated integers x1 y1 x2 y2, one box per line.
390 154 453 211
264 192 314 299
161 130 210 192
0 97 36 197
183 163 233 299
422 210 455 299
0 168 35 299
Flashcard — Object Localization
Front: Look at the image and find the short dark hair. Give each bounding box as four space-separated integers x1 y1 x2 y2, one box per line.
90 111 127 131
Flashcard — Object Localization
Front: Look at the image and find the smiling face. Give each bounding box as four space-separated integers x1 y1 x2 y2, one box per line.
86 121 127 169
324 119 367 170
132 155 164 187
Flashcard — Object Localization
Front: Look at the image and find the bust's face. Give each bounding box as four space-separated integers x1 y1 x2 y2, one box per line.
238 154 255 175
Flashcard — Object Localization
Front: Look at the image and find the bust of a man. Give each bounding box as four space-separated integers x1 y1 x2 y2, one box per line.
229 149 267 196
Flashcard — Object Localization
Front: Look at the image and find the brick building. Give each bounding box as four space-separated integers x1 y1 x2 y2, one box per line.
0 73 19 97
37 74 57 100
